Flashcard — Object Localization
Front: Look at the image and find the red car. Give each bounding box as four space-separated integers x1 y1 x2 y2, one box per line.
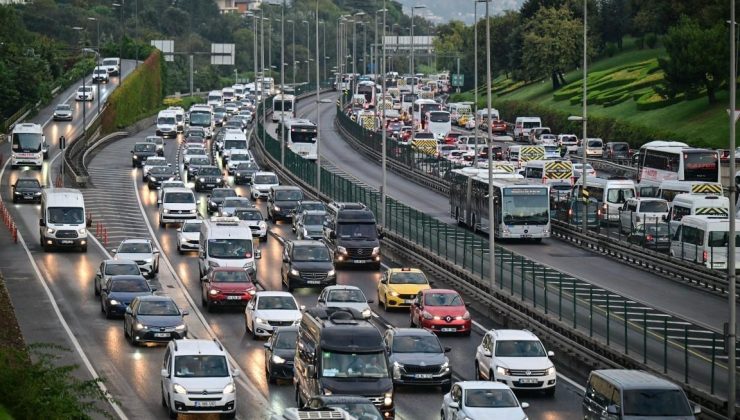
410 289 471 335
490 119 508 135
444 132 461 145
201 267 257 312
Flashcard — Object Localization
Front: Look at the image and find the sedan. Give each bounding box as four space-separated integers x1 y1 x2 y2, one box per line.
11 177 43 203
263 326 298 383
93 259 141 296
220 197 253 217
410 289 471 335
52 103 73 121
200 267 257 312
146 165 178 189
206 188 238 214
234 208 268 242
317 285 373 319
142 157 170 181
112 238 160 278
233 161 260 185
123 295 188 345
244 291 302 339
100 275 154 319
186 157 211 178
441 381 529 420
386 328 451 389
177 219 202 253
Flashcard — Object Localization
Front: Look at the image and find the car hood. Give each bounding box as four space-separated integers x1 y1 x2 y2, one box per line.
14 186 41 193
291 261 334 271
134 151 156 157
163 203 196 211
54 109 72 115
495 356 552 370
336 238 380 248
252 183 279 190
390 352 446 366
425 305 467 317
388 284 430 295
116 252 153 261
137 314 184 328
463 406 527 420
107 291 151 303
272 348 296 362
210 282 255 293
180 232 199 241
173 376 232 393
254 309 302 322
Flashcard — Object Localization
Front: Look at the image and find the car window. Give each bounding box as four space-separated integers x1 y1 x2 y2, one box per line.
235 210 262 221
423 293 462 306
213 270 250 283
182 222 202 232
174 355 228 378
105 263 140 276
292 246 330 262
464 388 518 408
328 289 366 303
494 340 546 357
15 179 39 188
212 189 237 198
118 242 152 253
640 201 668 213
137 300 180 315
274 330 299 349
257 296 298 310
622 389 692 416
391 272 427 284
392 335 442 353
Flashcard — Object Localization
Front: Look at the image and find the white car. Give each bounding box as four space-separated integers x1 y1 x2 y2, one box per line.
557 134 579 153
157 180 186 206
538 133 557 145
112 238 160 279
160 339 239 418
52 103 73 121
572 163 596 179
441 381 529 420
244 291 302 339
183 147 209 168
76 85 94 101
142 156 170 181
233 208 268 242
226 149 252 174
317 285 373 319
474 329 556 395
92 66 109 84
618 197 670 234
177 219 202 254
250 171 279 200
101 57 120 75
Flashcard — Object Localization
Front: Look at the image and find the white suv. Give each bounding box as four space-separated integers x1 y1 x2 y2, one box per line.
160 339 239 419
250 171 279 200
112 238 160 279
474 329 556 396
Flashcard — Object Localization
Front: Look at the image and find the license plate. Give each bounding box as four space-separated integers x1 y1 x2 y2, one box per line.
154 333 170 338
306 280 321 285
24 195 33 199
205 184 215 188
441 328 456 332
519 234 532 238
226 295 242 300
403 299 414 304
194 401 217 407
415 373 433 379
60 240 73 245
519 378 538 384
351 260 366 264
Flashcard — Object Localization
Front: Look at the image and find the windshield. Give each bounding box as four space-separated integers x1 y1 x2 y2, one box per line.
182 222 201 232
622 389 692 416
611 143 629 151
390 272 427 284
429 112 450 123
56 104 71 111
327 289 366 303
275 331 299 349
494 340 547 357
392 335 442 353
224 140 247 149
138 299 180 316
105 264 140 276
502 188 550 225
254 175 278 184
300 202 325 212
207 239 253 259
274 100 294 112
164 192 194 203
290 130 317 143
212 189 236 198
708 231 740 248
257 296 297 310
303 214 324 226
110 277 149 292
643 224 671 235
213 270 250 283
606 187 635 204
640 201 668 213
235 210 262 221
15 179 39 188
337 223 378 240
118 242 152 254
190 158 210 166
174 355 228 378
236 162 258 170
293 246 331 262
275 190 303 201
222 199 251 209
326 403 382 420
12 133 43 153
424 293 463 306
146 137 163 144
146 160 167 167
465 389 519 408
199 167 222 176
149 167 174 175
588 140 603 147
103 59 117 66
47 207 84 225
158 117 175 125
208 95 222 102
189 113 211 126
321 351 389 379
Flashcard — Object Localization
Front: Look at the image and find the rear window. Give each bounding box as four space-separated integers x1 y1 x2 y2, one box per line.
622 389 692 416
639 201 668 213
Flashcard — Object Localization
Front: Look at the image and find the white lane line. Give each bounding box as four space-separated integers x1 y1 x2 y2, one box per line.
0 159 129 420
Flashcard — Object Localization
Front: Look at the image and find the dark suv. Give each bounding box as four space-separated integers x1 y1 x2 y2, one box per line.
131 142 157 168
267 185 304 222
281 240 336 292
604 141 631 161
206 187 237 214
194 166 225 192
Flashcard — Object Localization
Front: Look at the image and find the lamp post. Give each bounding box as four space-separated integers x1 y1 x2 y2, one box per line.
381 1 388 227
320 20 326 84
473 0 486 168
410 5 425 148
303 19 310 83
361 21 366 74
484 0 495 291
111 1 124 72
280 0 287 167
87 17 101 117
72 26 87 139
728 1 737 418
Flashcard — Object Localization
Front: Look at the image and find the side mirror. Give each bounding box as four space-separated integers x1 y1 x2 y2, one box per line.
282 256 290 263
693 405 702 415
444 347 452 353
130 150 134 154
255 249 262 259
125 306 133 314
521 402 530 409
263 342 272 349
39 218 46 227
300 305 306 311
366 299 374 304
151 288 158 292
160 368 169 378
606 405 619 415
177 227 182 233
182 309 189 316
206 194 211 199
380 278 388 284
167 163 172 166
153 249 160 255
448 402 459 409
231 369 241 377
110 249 117 254
547 350 555 358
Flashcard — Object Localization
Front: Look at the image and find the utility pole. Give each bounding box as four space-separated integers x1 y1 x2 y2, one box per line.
315 0 321 192
485 0 495 290
304 19 310 83
381 0 388 227
728 1 737 418
281 0 286 166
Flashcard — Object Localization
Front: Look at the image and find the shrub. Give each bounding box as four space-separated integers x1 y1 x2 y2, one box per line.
635 37 645 49
635 89 682 110
645 33 658 49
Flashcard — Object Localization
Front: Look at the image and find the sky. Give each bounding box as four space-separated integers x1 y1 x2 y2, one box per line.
396 0 525 24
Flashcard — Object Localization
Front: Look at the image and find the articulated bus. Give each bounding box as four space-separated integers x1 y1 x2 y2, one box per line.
272 94 296 122
638 141 720 187
282 118 317 160
449 168 551 241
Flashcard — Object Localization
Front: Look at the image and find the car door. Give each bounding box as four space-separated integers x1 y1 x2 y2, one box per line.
101 278 112 308
317 288 327 308
281 244 291 284
475 333 492 379
449 385 464 420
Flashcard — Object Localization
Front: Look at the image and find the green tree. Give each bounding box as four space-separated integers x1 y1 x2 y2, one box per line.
521 6 582 89
659 16 727 104
599 0 629 49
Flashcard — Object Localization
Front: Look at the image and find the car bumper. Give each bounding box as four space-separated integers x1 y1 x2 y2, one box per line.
207 294 253 306
249 226 267 238
179 239 200 251
286 273 336 289
13 192 41 202
494 373 557 390
393 370 451 386
53 114 73 121
335 254 381 265
92 77 108 84
271 209 295 220
44 237 87 247
268 361 295 380
251 190 269 199
253 321 297 337
196 181 225 191
11 156 43 167
136 262 155 277
419 320 471 334
171 394 235 415
132 328 186 343
234 173 254 184
157 129 177 138
161 212 198 223
384 295 416 308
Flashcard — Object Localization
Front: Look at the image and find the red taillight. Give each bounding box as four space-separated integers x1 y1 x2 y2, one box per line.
703 250 708 262
646 234 654 241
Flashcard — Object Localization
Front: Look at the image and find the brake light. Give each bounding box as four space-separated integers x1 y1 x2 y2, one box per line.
568 209 573 217
703 250 708 262
646 234 654 241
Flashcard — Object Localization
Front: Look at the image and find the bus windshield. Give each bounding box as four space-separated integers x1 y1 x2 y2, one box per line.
501 188 549 225
189 113 211 126
12 133 43 153
274 100 293 112
429 112 450 123
291 129 317 143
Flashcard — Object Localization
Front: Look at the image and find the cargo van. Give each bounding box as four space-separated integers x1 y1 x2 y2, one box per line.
572 178 636 223
323 202 382 269
513 117 542 142
39 188 90 252
156 110 178 138
220 131 249 165
667 194 729 234
583 369 699 420
198 217 261 277
657 180 724 205
670 215 740 270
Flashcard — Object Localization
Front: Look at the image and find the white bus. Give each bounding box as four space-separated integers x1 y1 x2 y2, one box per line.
412 99 442 130
221 87 235 102
355 81 379 109
272 94 296 122
670 215 740 270
638 141 720 186
572 177 636 223
427 111 451 139
284 118 317 160
207 90 223 107
188 107 213 138
10 123 45 169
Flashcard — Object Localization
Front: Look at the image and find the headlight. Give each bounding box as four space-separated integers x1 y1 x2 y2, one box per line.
303 228 310 237
290 268 300 276
254 317 266 325
273 205 281 211
13 191 20 195
133 154 139 159
208 261 220 268
175 324 187 331
209 289 220 295
496 366 510 376
327 269 336 277
109 299 120 306
361 308 372 318
462 311 471 320
372 246 380 255
163 209 170 214
390 290 400 297
422 310 433 320
173 383 187 394
243 261 254 269
34 192 41 196
144 258 153 263
223 383 235 394
149 176 157 182
546 366 556 375
216 177 222 183
46 228 56 235
78 228 86 234
384 392 393 406
258 221 267 229
271 355 286 364
337 246 348 255
135 323 146 330
441 361 449 370
199 177 205 182
248 289 256 295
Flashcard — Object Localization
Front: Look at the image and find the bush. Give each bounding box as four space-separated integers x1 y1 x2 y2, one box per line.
604 43 618 57
645 33 658 49
635 89 682 110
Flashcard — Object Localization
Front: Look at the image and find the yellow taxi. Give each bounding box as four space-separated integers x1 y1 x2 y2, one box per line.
377 268 431 310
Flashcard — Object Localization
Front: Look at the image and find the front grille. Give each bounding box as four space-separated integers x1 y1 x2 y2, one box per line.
347 248 373 258
249 226 260 231
365 395 384 407
514 381 543 388
56 230 78 239
268 320 294 327
404 364 442 374
398 294 416 300
188 397 221 402
187 390 221 395
300 271 328 281
509 369 548 377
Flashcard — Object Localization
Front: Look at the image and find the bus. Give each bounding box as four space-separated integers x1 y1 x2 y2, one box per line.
355 81 378 108
449 168 551 241
413 99 442 130
400 92 418 114
10 123 45 169
427 110 451 139
188 106 213 138
272 94 296 122
259 77 275 96
638 141 720 186
284 118 317 160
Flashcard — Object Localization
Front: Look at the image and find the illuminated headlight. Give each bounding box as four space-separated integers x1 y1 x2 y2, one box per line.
109 299 120 306
187 209 196 214
337 246 348 255
34 192 41 196
209 289 220 295
303 228 310 237
248 289 256 295
216 177 222 183
496 366 510 376
163 209 170 214
390 290 400 297
327 269 336 277
361 308 372 318
13 191 21 195
290 268 300 276
199 177 205 182
383 392 393 406
546 366 556 375
223 383 235 394
133 154 139 160
208 261 220 268
372 247 380 256
440 361 449 371
149 176 157 182
175 324 186 331
173 383 187 394
258 221 267 229
144 258 153 263
46 228 56 235
273 205 281 211
254 317 266 325
271 355 286 364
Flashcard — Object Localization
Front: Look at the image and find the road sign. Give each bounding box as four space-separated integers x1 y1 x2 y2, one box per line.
151 40 174 62
211 43 235 66
451 74 464 87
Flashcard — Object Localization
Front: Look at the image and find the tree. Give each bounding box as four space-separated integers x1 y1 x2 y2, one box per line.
521 6 582 89
659 16 727 104
599 0 629 49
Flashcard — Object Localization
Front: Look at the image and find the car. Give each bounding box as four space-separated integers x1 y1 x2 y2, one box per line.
146 165 178 189
226 150 252 174
92 66 109 84
223 119 244 133
186 156 212 178
200 267 257 312
112 238 160 279
183 135 206 149
194 166 225 192
160 339 240 418
219 197 253 218
538 133 557 145
585 138 604 157
100 274 154 318
233 161 260 185
244 291 302 339
572 163 596 179
52 103 73 121
213 107 228 126
441 381 529 420
177 219 202 253
566 198 601 228
142 156 170 181
75 85 94 101
306 396 384 420
410 289 471 335
474 329 556 395
101 57 120 75
206 188 238 214
233 208 268 242
157 180 186 207
267 185 304 222
604 141 631 160
159 187 197 227
627 222 672 251
131 142 158 168
123 295 188 345
183 147 209 168
377 268 431 310
291 200 327 231
281 240 336 292
185 126 206 139
384 328 451 389
557 134 579 153
317 285 373 319
93 259 141 296
294 210 326 240
144 135 165 156
250 171 280 200
224 102 239 115
618 198 669 234
11 177 43 203
263 325 298 383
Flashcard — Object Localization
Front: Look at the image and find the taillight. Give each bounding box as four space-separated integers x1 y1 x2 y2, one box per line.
703 250 708 262
568 209 573 217
646 234 654 241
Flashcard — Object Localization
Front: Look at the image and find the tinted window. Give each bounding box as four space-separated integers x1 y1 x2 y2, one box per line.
212 189 237 198
392 335 442 353
640 201 668 213
213 271 250 283
198 167 222 176
105 264 140 276
47 207 84 224
257 296 297 310
293 246 330 262
494 340 546 357
327 289 366 303
275 190 303 201
138 299 180 315
390 272 427 284
182 222 202 232
622 389 692 416
118 242 152 253
464 389 518 408
274 331 299 349
423 293 463 306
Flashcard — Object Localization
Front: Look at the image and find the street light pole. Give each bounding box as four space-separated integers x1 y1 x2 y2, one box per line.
484 0 495 290
410 5 425 138
88 17 101 117
315 0 321 192
581 0 588 233
473 0 481 168
381 0 388 227
303 20 310 83
281 0 286 166
728 1 737 418
73 26 87 139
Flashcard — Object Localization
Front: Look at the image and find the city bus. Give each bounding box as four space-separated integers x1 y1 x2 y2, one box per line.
283 118 317 160
10 123 45 169
449 168 551 241
355 81 378 108
427 110 451 139
188 106 213 138
637 141 720 186
272 94 296 122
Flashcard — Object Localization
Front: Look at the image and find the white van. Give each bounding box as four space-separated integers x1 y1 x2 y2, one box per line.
101 57 120 75
198 217 261 278
207 90 223 107
572 177 636 222
220 131 249 165
670 215 740 270
156 110 178 138
513 117 542 142
167 106 185 132
657 180 724 205
158 187 197 227
39 188 89 252
222 87 235 102
618 197 670 234
668 194 729 234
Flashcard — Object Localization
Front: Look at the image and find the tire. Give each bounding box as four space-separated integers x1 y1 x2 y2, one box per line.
12 196 17 204
159 218 165 228
410 316 416 328
177 247 183 255
378 292 384 309
251 321 258 340
167 395 177 419
441 383 451 393
104 305 112 319
80 245 87 252
161 389 167 408
206 299 213 313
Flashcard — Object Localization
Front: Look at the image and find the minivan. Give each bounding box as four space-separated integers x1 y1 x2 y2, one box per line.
513 116 542 142
670 215 740 270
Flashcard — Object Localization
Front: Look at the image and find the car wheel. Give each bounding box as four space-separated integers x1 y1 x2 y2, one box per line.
161 388 167 408
206 299 213 313
266 369 275 384
159 218 165 228
12 196 17 203
441 383 451 393
378 292 384 309
251 321 258 340
177 246 183 255
440 410 446 420
104 305 112 319
167 394 177 419
475 362 482 380
410 315 415 328
80 245 87 252
544 386 556 397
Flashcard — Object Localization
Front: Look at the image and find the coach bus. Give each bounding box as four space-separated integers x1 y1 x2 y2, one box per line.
638 141 720 186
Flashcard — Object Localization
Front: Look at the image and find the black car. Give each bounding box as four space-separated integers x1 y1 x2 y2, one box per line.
267 185 305 222
628 222 671 252
383 328 451 390
306 395 383 420
94 259 141 296
194 166 225 192
11 177 43 203
123 295 188 345
147 166 178 189
206 188 238 214
187 157 212 177
281 240 336 292
263 326 298 383
233 161 260 185
131 142 157 168
100 275 154 319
